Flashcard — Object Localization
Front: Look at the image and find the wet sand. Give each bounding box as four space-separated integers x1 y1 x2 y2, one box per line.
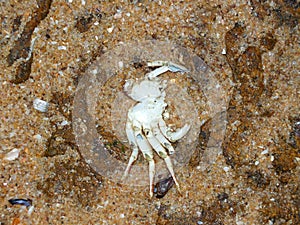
0 1 299 224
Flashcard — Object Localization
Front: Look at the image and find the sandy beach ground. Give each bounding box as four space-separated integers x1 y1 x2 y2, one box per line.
0 0 299 224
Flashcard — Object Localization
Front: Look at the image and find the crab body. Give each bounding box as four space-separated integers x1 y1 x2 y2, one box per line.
128 98 166 127
123 61 190 197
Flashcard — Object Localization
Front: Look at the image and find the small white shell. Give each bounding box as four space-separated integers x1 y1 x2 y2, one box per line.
4 148 20 161
33 98 49 112
27 205 34 215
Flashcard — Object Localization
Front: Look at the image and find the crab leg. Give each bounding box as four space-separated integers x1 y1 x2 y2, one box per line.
147 61 189 80
143 126 180 191
147 66 170 80
163 156 180 191
129 122 156 197
158 118 190 142
151 122 175 155
123 120 139 179
135 133 155 198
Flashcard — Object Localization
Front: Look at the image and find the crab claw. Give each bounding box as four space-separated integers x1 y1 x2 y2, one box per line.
146 61 189 80
124 79 134 94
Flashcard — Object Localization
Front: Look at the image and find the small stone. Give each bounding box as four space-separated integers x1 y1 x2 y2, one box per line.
114 12 122 19
33 134 43 140
118 61 124 69
261 149 269 155
223 166 230 172
60 120 69 126
107 26 114 33
58 46 67 50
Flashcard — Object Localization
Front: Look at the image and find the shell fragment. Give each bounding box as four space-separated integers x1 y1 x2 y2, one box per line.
4 148 20 161
33 98 49 112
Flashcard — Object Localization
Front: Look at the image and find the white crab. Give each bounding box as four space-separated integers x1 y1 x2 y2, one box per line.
123 61 191 197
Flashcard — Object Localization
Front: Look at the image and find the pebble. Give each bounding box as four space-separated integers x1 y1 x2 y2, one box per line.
107 26 114 33
223 166 230 172
261 149 269 155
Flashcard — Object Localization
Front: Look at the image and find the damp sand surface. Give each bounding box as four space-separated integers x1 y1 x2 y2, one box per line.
0 1 299 224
